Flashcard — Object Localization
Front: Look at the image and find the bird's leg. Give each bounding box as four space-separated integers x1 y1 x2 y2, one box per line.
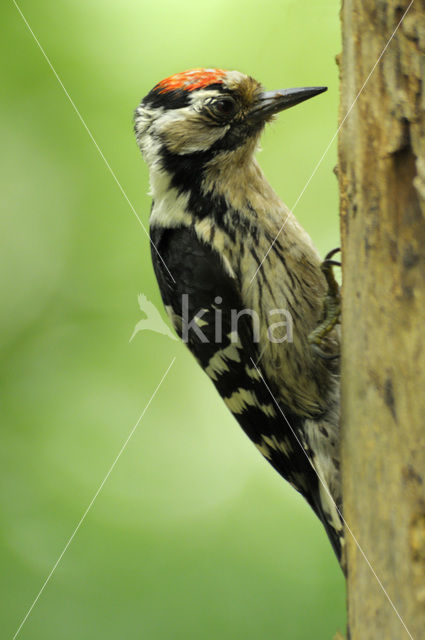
308 248 341 359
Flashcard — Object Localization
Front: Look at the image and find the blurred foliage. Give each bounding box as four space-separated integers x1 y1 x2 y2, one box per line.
1 1 344 638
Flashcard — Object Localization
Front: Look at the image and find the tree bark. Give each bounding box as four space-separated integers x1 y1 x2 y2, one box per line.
339 1 425 638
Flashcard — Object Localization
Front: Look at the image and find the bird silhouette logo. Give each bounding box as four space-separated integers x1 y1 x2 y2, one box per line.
129 294 178 343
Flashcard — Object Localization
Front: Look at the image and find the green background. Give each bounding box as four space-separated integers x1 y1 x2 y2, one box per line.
1 1 344 638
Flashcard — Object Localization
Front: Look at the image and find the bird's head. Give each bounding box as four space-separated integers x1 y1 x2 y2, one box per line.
134 68 326 179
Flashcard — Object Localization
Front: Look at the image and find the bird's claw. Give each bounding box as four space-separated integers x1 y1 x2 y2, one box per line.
308 248 341 358
321 247 341 297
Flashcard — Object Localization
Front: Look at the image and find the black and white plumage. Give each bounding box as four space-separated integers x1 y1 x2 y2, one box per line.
134 69 343 566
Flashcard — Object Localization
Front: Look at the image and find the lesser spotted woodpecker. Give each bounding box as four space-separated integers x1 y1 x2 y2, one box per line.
134 69 343 567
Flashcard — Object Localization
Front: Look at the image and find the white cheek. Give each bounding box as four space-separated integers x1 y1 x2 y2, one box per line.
140 133 163 168
157 109 230 154
177 127 229 154
134 105 158 139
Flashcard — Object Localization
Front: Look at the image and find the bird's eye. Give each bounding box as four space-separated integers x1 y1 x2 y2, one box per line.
211 97 237 118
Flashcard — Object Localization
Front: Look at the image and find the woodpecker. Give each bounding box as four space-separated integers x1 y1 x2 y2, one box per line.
134 68 343 567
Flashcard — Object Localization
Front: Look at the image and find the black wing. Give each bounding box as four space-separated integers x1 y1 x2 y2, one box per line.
150 224 342 560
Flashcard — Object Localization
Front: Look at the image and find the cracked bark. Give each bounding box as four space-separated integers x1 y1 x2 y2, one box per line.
338 1 425 638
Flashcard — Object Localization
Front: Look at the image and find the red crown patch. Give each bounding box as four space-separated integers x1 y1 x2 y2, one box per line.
156 68 226 94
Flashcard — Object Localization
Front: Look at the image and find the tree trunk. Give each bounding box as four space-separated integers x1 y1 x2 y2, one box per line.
339 1 425 638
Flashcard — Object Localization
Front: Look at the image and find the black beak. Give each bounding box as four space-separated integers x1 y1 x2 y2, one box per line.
249 86 327 123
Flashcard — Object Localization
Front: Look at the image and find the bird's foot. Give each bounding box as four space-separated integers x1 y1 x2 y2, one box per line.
309 248 341 359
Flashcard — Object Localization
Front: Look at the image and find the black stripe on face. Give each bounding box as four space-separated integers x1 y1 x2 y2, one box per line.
159 144 260 242
160 145 229 222
143 88 191 110
142 82 228 111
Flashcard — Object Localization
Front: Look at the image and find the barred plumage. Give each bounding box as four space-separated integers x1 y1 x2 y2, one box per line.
134 69 344 567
